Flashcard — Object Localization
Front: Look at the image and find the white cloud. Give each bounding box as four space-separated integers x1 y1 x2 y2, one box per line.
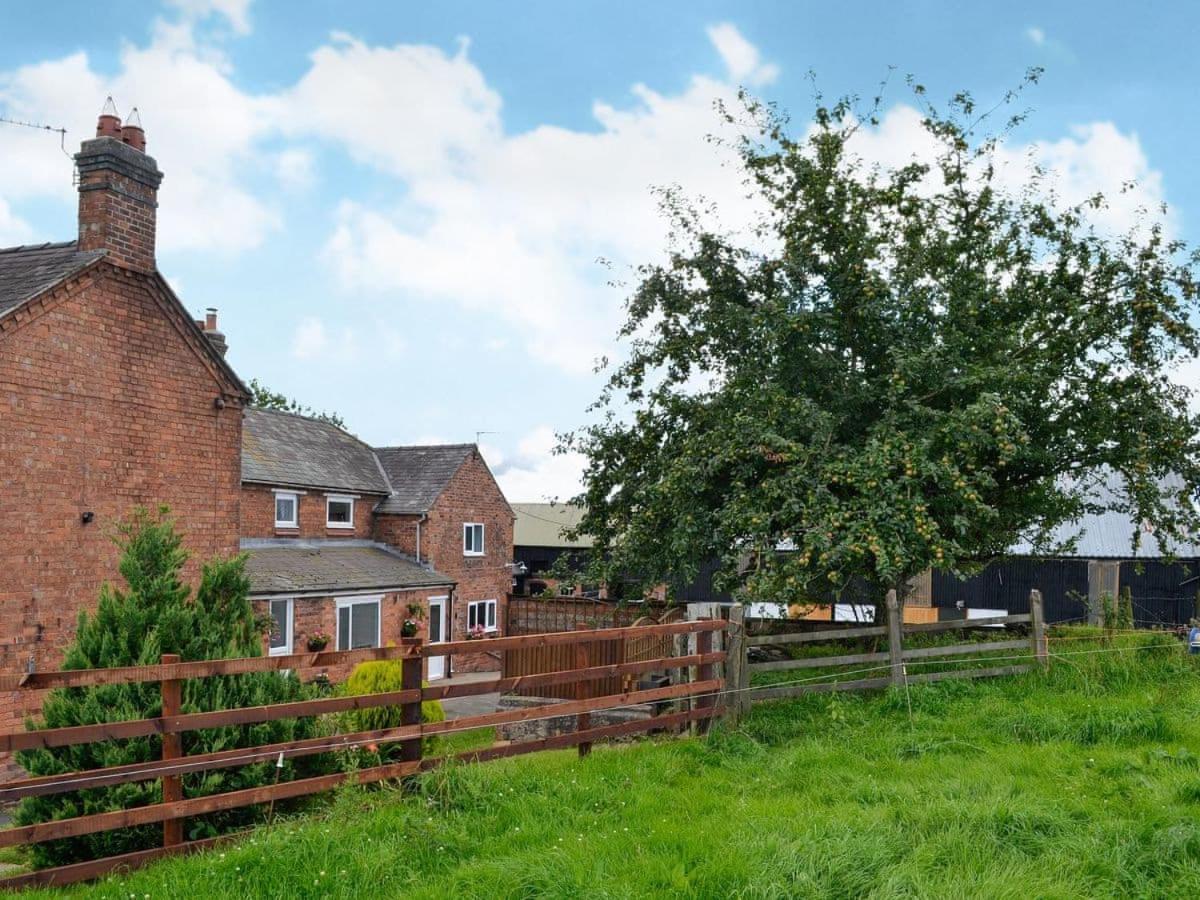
0 197 31 246
706 22 779 86
168 0 253 35
304 26 770 372
490 425 586 502
275 148 315 190
1026 26 1046 46
291 316 328 359
291 315 360 362
0 16 277 255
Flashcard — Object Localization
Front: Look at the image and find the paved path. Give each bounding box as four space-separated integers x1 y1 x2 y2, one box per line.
437 671 501 720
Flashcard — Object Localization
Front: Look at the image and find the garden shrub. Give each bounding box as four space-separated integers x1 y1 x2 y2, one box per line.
342 659 445 757
15 506 329 869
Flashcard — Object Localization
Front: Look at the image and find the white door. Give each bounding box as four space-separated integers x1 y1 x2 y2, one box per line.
428 596 448 680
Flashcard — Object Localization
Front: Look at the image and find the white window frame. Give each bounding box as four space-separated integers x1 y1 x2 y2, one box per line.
335 596 382 651
463 522 485 556
467 598 498 633
273 491 299 529
268 597 294 656
326 494 356 530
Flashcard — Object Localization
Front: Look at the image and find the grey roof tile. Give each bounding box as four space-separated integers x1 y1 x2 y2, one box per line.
242 407 391 494
375 444 475 514
244 543 453 595
0 241 105 319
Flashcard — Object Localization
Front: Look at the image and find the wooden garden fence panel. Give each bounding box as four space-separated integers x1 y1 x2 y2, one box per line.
0 619 728 892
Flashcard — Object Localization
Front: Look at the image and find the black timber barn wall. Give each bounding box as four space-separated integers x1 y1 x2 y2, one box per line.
932 559 1089 623
933 558 1200 626
1118 560 1199 627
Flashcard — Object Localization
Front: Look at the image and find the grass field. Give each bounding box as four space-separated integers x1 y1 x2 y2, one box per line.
24 629 1200 898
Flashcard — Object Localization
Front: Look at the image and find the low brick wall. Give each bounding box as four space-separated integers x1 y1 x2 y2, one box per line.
496 694 660 743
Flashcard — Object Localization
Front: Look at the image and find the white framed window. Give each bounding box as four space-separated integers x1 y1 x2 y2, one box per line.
463 522 485 556
274 491 298 529
326 495 355 529
336 596 381 651
467 598 498 632
268 597 293 656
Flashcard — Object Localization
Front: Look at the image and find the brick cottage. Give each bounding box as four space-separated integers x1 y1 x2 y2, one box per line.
0 102 517 730
241 411 515 679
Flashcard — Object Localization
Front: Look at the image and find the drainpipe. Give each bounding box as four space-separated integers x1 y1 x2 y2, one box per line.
447 585 456 679
416 513 427 564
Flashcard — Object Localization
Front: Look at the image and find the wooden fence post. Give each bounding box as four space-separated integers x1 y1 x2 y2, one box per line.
576 625 592 757
725 605 747 722
1029 589 1048 669
400 638 424 770
885 590 904 687
695 622 716 735
160 653 183 848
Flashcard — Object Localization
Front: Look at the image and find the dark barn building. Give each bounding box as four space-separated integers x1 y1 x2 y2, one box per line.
933 473 1199 627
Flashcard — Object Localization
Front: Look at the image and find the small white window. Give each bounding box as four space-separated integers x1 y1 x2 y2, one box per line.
268 597 293 656
467 599 498 633
336 597 381 651
463 523 485 556
326 495 355 529
274 492 298 529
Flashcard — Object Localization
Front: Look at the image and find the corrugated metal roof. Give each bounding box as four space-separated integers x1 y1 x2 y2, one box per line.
1010 471 1200 559
513 503 593 549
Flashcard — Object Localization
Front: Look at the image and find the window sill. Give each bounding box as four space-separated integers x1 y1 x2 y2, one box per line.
463 552 485 558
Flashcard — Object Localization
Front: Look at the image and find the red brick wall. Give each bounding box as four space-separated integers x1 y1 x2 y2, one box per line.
241 485 382 539
419 452 514 673
0 265 243 728
254 588 445 682
371 512 421 557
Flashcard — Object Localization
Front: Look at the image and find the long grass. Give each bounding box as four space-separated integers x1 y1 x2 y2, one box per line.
20 630 1200 898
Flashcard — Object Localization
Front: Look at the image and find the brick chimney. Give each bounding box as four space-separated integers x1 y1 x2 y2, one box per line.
197 308 228 357
75 99 163 274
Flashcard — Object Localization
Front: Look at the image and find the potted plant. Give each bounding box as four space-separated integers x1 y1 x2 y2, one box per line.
306 631 331 652
400 618 420 638
467 623 486 641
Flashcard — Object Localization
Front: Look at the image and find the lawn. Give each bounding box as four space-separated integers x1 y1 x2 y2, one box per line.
26 629 1200 898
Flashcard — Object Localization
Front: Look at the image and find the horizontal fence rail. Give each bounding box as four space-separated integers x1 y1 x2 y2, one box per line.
0 617 728 891
728 590 1049 716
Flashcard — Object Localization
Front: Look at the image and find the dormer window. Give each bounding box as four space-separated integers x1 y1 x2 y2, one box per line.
274 491 298 529
326 495 355 529
464 523 485 556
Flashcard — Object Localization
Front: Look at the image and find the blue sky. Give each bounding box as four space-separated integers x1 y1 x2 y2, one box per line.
2 0 1196 499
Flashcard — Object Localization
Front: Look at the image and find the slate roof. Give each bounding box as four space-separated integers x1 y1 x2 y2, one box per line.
374 444 476 514
513 503 593 548
1010 470 1200 559
242 408 391 494
243 542 454 595
0 241 105 319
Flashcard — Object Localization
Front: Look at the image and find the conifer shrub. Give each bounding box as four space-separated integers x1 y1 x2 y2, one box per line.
15 507 331 869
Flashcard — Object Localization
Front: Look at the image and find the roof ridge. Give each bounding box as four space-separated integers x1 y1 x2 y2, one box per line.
0 240 80 255
247 405 368 443
375 443 476 451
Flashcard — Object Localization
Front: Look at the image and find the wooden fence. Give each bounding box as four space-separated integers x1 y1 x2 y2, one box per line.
724 589 1048 716
505 597 677 635
0 619 727 891
503 613 683 700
